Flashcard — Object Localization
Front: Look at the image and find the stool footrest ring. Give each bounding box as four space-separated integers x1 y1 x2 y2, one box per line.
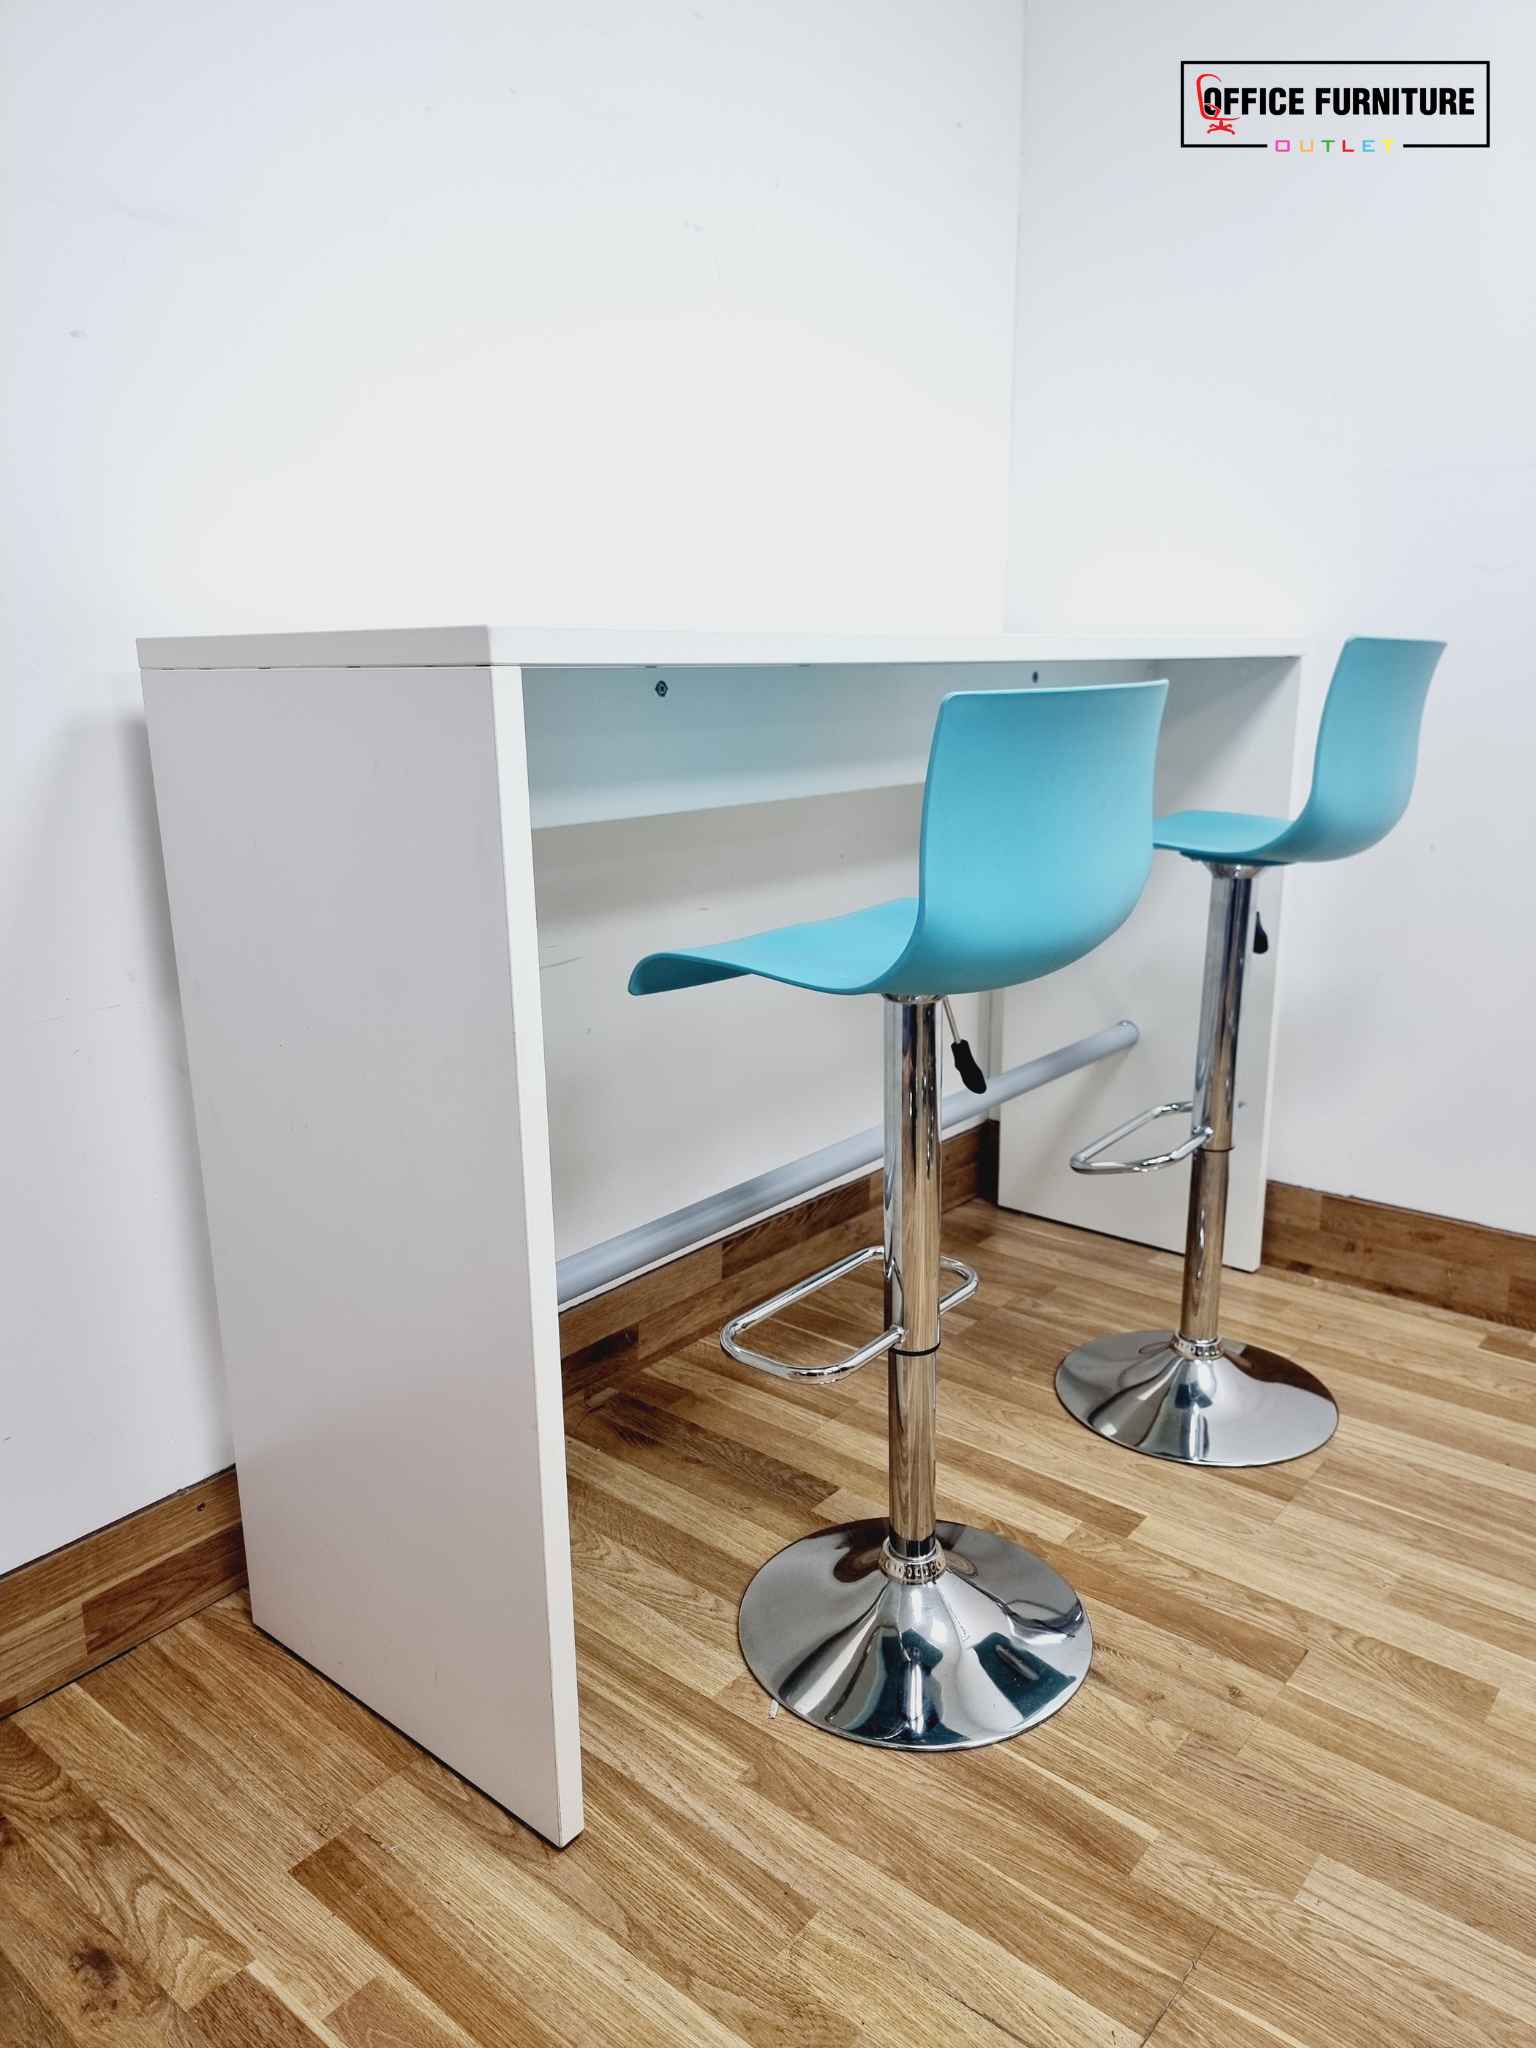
721 1247 978 1383
937 1256 979 1313
1070 1100 1211 1175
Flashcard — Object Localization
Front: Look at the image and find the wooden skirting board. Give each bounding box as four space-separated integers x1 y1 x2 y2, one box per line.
0 1470 246 1719
1264 1180 1536 1334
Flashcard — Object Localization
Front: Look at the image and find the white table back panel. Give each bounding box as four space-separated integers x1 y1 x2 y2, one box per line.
520 658 1150 826
143 663 582 1845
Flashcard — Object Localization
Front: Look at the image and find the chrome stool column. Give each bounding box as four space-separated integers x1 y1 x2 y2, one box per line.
1056 634 1446 1469
732 995 1092 1749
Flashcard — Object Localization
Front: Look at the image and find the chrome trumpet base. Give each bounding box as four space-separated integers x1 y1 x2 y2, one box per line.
1055 1330 1338 1468
737 1517 1092 1749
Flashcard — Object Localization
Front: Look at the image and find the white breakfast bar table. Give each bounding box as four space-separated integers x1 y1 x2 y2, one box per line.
140 625 1316 1844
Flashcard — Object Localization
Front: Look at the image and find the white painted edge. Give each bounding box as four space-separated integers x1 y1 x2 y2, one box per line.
488 665 584 1847
136 625 1309 671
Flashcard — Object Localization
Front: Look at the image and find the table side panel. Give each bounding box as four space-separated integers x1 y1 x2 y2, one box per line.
142 661 581 1845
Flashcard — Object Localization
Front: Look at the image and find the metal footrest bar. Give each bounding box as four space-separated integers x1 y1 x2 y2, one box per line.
556 1019 1138 1309
937 1256 979 1313
1069 1099 1211 1175
721 1247 979 1383
722 1246 893 1381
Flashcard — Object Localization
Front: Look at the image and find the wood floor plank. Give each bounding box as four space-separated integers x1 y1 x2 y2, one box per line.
353 1759 849 2048
298 1823 748 2048
1337 1407 1536 1509
577 1671 1165 2043
1184 1914 1530 2048
644 1674 1207 2037
1490 1688 1536 1747
1288 1325 1536 1425
171 1594 421 1783
563 1433 806 1564
578 1390 843 1523
1056 1527 1305 1685
1277 1486 1536 1603
1268 1664 1536 1840
182 1969 330 2047
643 1354 1085 1551
1284 1467 1536 1594
571 1520 745 1696
1130 1506 1536 1700
1285 1639 1498 1735
107 1634 396 1848
0 1947 79 2048
1130 1829 1312 1938
781 1914 1030 2046
0 1805 196 2045
565 1472 752 1609
1143 1982 1315 2047
0 1720 248 2008
291 1834 571 2048
1166 1715 1536 1953
74 1652 325 1870
1296 1856 1536 2028
1286 1627 1500 1723
326 1976 475 2048
19 1686 378 2017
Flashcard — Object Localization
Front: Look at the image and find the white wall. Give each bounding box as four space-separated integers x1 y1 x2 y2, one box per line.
0 0 1025 1572
1007 0 1536 1233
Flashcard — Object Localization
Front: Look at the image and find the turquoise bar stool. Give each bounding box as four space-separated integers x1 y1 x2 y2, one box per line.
1058 635 1445 1468
630 680 1168 1749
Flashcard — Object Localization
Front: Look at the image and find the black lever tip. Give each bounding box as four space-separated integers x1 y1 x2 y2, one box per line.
950 1037 987 1094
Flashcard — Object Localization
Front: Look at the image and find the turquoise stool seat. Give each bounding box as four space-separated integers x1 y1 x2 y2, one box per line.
1059 634 1446 1470
1154 635 1445 866
631 682 1169 1000
629 897 918 997
1153 810 1291 862
627 679 1167 1754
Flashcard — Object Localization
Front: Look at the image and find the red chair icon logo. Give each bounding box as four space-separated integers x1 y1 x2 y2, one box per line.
1195 71 1237 136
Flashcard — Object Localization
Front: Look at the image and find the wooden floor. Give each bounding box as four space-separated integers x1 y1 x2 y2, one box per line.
4 1203 1536 2047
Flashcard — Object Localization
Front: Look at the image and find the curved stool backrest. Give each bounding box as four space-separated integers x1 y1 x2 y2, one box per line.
1272 636 1445 863
885 681 1167 996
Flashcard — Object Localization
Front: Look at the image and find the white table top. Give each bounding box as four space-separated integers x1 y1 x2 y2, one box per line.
137 625 1308 671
